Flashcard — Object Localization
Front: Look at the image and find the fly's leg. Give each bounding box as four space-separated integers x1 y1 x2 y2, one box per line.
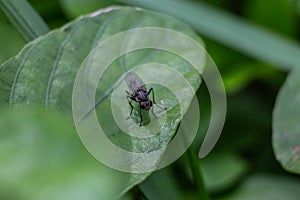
139 105 142 126
126 95 134 119
148 88 167 110
126 90 135 119
147 88 156 104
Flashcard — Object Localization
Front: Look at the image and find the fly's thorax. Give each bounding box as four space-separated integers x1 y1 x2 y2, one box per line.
135 90 148 101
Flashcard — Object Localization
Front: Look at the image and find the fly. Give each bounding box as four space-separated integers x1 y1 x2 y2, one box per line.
125 71 166 126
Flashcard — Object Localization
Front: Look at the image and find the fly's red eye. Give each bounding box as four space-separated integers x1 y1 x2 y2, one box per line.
140 102 146 109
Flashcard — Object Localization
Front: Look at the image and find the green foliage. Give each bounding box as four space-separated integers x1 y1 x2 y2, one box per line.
223 175 300 200
0 0 49 41
60 0 117 19
200 151 249 193
139 168 183 200
0 107 126 200
245 0 297 36
0 7 201 106
1 0 300 199
273 69 300 173
0 21 25 63
117 0 300 70
0 6 203 199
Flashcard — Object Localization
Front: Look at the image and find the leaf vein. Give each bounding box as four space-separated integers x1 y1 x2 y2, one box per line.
9 44 37 104
44 25 81 108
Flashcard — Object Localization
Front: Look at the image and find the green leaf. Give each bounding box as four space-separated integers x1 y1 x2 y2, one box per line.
0 6 203 192
273 69 300 174
222 174 300 200
0 0 49 42
201 151 249 193
182 150 249 194
139 168 183 200
0 7 202 106
117 0 300 70
0 107 128 200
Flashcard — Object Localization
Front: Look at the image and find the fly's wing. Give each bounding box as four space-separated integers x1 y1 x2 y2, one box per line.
125 72 146 93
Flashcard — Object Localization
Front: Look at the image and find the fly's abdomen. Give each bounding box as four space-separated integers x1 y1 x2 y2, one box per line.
125 72 145 93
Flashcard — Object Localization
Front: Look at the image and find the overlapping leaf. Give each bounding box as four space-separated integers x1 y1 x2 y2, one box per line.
273 69 300 174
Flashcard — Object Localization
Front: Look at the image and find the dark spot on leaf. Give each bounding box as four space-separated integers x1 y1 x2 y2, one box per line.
63 26 72 33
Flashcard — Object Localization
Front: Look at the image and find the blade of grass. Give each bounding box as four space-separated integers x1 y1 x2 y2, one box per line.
0 0 49 42
117 0 300 70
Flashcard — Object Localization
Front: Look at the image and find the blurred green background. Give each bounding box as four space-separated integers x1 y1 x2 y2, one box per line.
0 0 300 199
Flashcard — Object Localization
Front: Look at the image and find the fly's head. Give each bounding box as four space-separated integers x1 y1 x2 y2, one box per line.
140 100 152 110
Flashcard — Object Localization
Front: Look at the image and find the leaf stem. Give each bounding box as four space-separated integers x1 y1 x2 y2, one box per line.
0 0 49 42
187 147 210 200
